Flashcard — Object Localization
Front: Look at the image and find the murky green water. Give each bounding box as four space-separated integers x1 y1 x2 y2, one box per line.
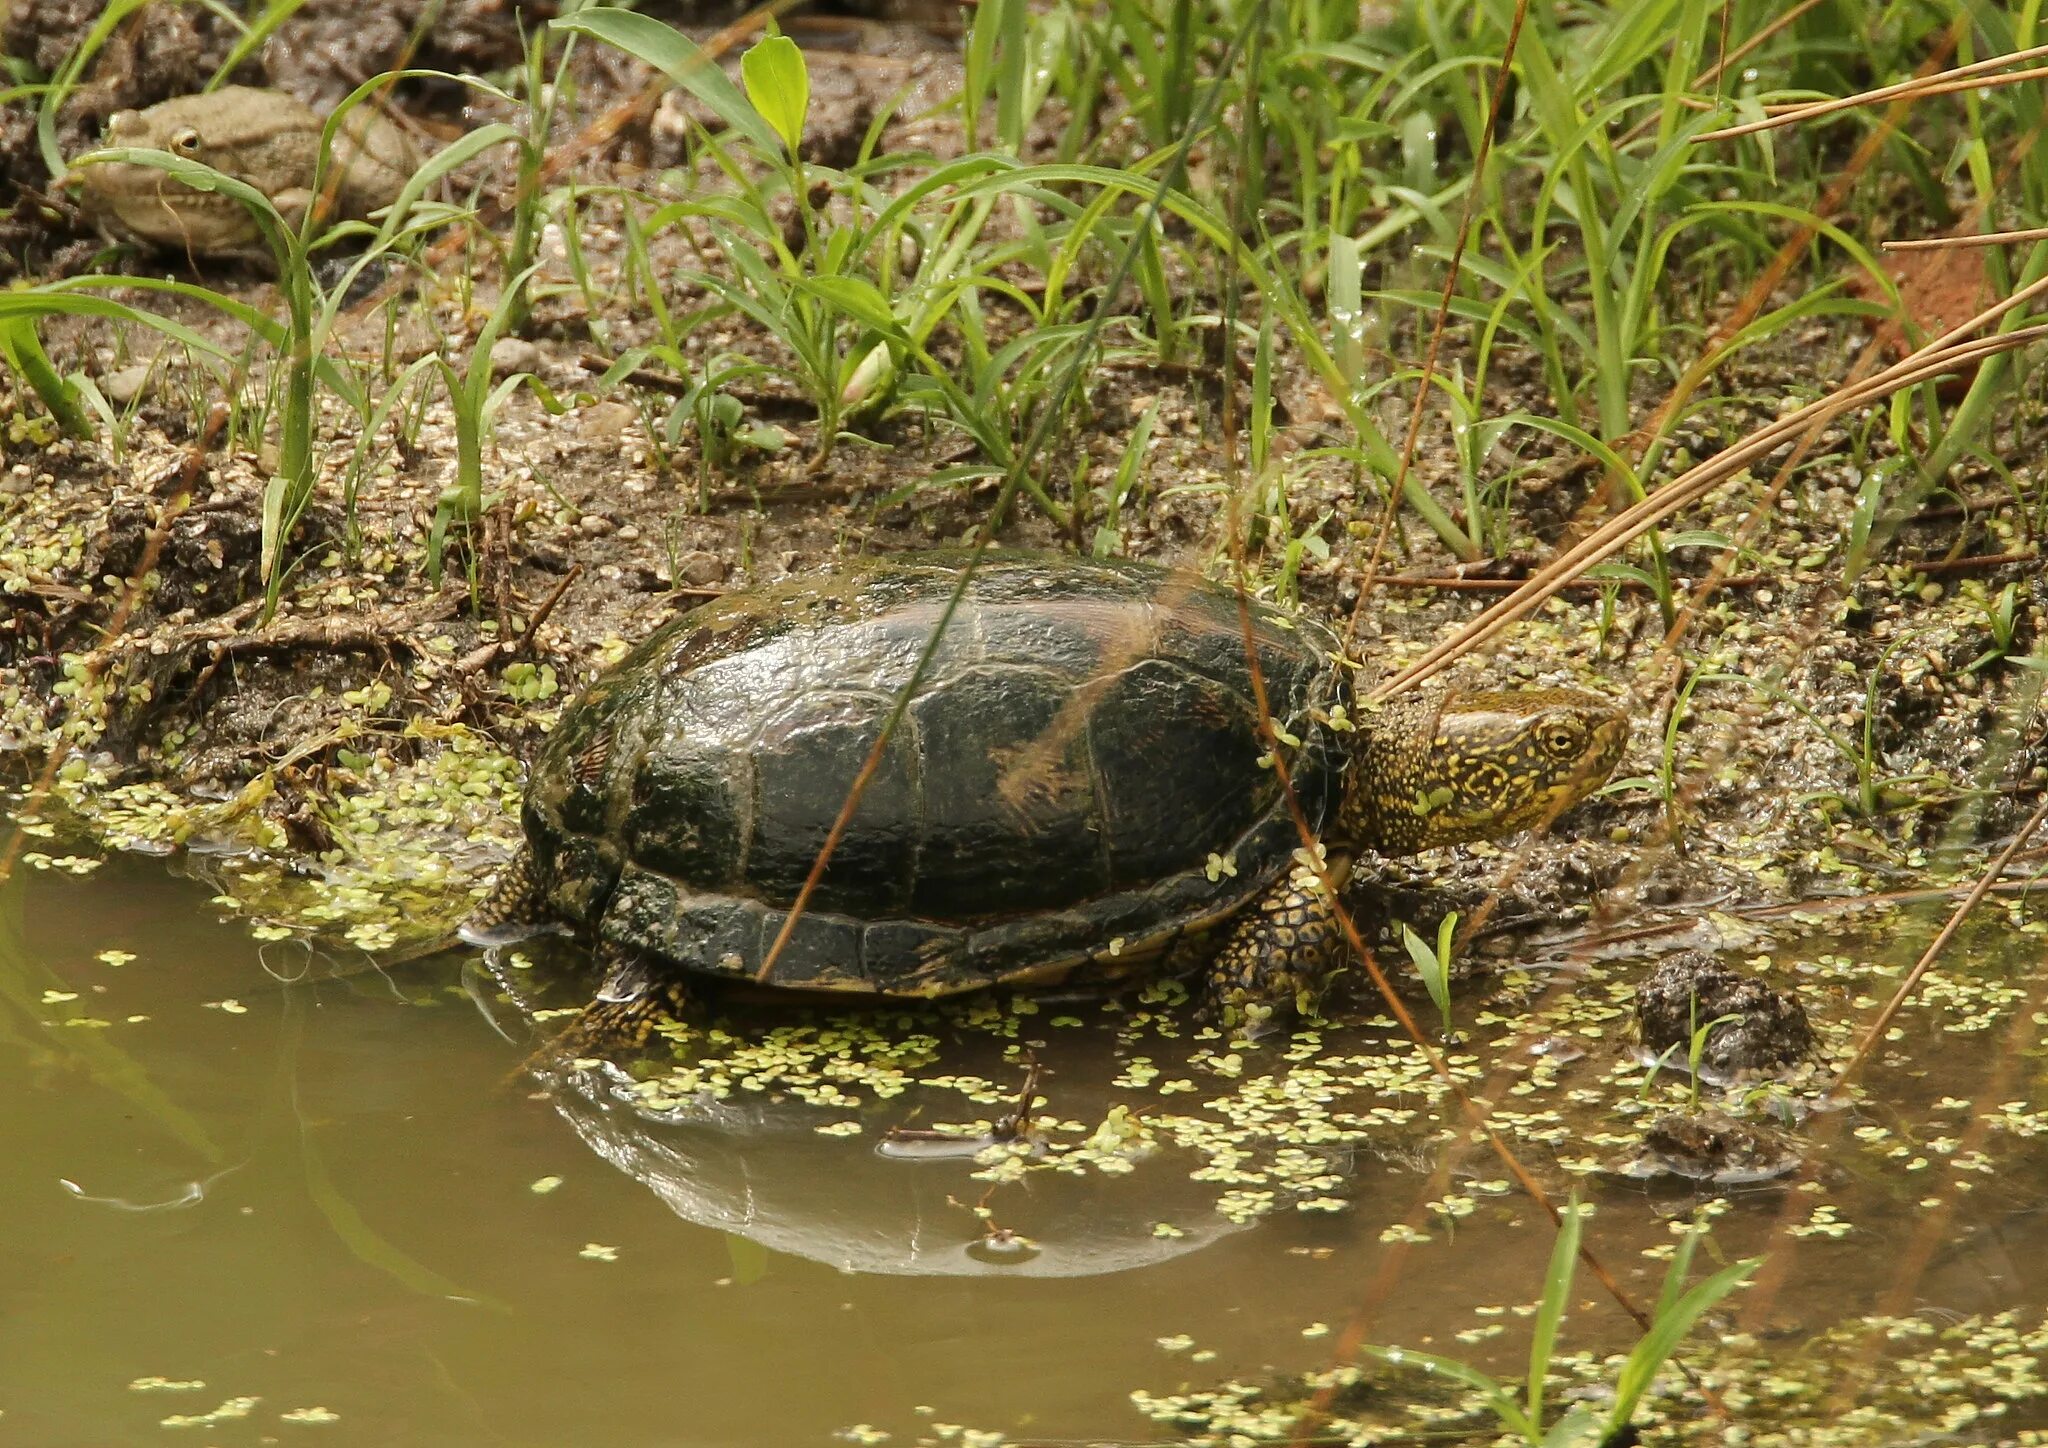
5 841 2047 1446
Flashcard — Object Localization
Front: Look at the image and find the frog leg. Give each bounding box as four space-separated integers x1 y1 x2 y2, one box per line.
459 846 550 947
269 186 315 234
1208 857 1353 1035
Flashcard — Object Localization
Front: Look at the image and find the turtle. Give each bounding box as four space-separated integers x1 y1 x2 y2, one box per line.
464 552 1628 1040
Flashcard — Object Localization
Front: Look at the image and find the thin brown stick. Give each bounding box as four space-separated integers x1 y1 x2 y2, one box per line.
1368 320 2048 702
1224 589 1683 1448
1820 964 2048 1414
1615 0 1829 147
1546 870 2048 954
1697 44 2048 141
1380 550 2034 594
1589 33 1961 520
511 564 582 661
1738 796 2048 1334
1885 226 2048 251
1834 794 2048 1089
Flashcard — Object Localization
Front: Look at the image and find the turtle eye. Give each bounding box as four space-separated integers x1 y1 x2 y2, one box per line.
170 128 202 155
1537 719 1585 759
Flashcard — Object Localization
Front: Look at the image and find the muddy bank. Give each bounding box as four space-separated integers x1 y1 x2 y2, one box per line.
0 0 2041 964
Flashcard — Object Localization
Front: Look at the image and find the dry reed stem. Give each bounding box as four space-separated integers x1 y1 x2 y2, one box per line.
1838 794 2048 1088
1394 23 1958 714
1297 25 2030 1424
1886 226 2048 250
1368 316 2048 703
1696 40 2048 142
1237 593 1688 1448
1614 0 1829 147
1829 963 2048 1409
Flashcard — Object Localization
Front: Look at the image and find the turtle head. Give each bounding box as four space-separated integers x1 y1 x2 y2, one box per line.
1340 688 1628 856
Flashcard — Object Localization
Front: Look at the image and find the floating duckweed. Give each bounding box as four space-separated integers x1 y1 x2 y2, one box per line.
279 1406 340 1425
22 851 101 874
161 1396 259 1429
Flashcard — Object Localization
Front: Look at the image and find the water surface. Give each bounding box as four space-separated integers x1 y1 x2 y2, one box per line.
4 846 2045 1446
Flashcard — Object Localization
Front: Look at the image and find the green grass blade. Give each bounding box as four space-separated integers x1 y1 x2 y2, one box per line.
1602 1255 1760 1433
0 316 92 438
556 10 780 156
1528 1196 1585 1427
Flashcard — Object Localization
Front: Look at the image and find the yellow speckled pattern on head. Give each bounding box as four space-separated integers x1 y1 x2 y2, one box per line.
1340 687 1628 856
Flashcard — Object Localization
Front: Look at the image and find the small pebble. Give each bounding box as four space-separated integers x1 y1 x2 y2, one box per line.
575 401 637 441
100 364 157 406
675 550 727 587
490 338 541 378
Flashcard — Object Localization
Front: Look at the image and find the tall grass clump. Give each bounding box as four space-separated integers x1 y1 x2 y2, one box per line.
59 74 520 610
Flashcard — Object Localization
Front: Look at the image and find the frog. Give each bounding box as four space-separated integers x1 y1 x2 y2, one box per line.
71 85 418 263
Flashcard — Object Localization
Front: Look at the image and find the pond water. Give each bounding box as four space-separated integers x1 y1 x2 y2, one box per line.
4 841 2047 1446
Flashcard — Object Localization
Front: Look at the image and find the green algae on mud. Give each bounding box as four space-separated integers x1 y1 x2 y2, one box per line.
15 725 525 955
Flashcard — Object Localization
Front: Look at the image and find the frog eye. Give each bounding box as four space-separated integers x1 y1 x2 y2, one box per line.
170 128 202 155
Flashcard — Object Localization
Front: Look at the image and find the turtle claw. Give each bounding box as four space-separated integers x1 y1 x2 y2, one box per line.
462 847 552 947
552 947 696 1056
1206 869 1344 1036
1232 1000 1299 1044
459 917 558 950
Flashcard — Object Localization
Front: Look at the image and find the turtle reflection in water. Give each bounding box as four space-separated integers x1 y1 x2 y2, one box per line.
466 553 1628 1042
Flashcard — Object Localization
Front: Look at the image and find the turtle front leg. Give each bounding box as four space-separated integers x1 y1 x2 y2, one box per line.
1208 857 1352 1035
559 944 697 1058
461 846 550 947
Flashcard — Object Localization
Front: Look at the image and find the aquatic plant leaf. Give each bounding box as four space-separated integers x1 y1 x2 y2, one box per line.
300 1125 506 1310
724 1232 771 1286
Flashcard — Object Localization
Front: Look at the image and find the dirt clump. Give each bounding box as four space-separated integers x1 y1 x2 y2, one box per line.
1636 949 1816 1079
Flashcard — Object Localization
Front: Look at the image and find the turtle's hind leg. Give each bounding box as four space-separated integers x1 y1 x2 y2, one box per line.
1208 858 1350 1037
461 846 550 947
